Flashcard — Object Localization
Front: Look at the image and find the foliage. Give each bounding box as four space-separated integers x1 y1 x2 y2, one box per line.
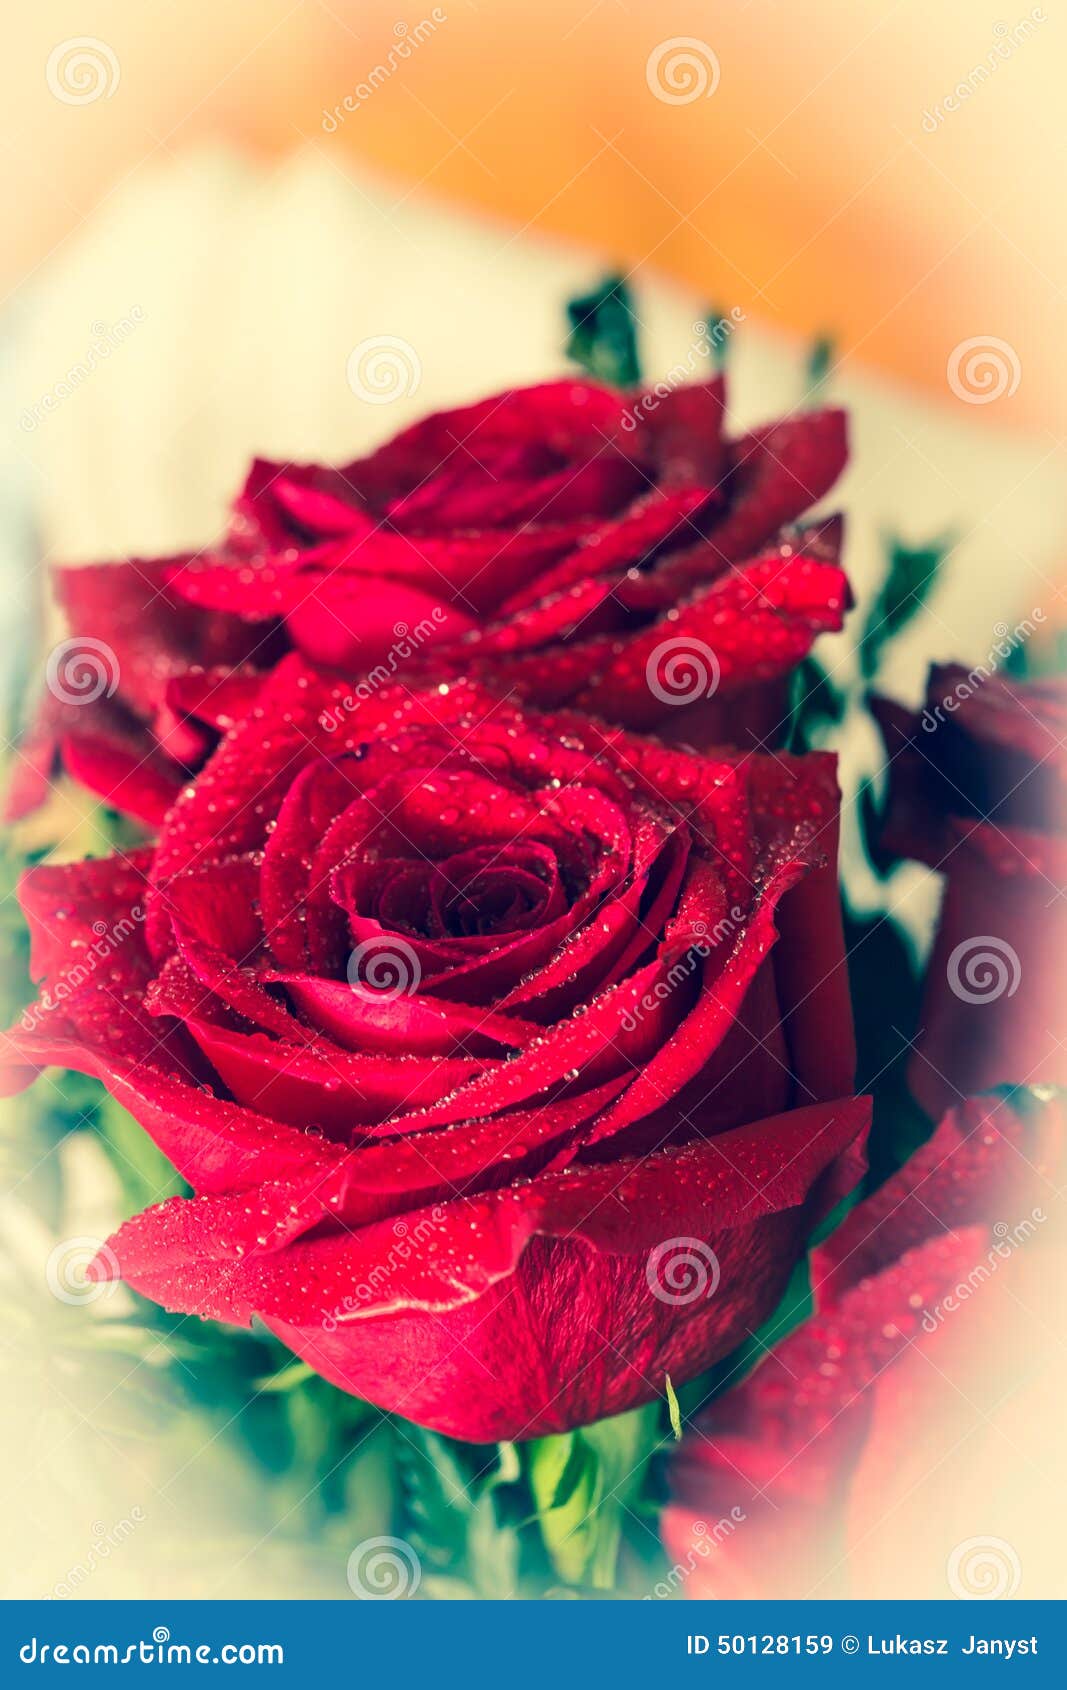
859 531 954 680
565 274 641 386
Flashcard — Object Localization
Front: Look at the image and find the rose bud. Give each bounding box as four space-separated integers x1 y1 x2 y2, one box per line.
1 666 866 1441
871 666 1067 1120
8 377 848 824
662 1088 1064 1599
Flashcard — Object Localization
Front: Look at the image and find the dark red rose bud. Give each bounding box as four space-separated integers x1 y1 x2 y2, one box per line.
872 667 1067 1119
662 1089 1063 1598
2 663 866 1441
9 377 849 822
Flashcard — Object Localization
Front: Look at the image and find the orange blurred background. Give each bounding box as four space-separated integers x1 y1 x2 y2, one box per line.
5 0 1065 431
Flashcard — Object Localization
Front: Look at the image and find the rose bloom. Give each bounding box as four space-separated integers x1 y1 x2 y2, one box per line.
662 1088 1064 1598
2 665 866 1441
7 377 848 826
872 666 1067 1119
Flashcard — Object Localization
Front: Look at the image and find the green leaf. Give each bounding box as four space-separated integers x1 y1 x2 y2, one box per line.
802 333 835 400
565 274 641 386
527 1432 599 1584
255 1359 316 1393
989 1081 1065 1122
665 1374 682 1441
785 655 848 751
397 1427 523 1597
702 306 735 371
859 531 954 680
527 1401 660 1589
547 1431 596 1513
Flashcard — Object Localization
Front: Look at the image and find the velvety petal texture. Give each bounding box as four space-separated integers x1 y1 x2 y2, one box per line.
872 667 1067 1118
10 376 849 820
662 1090 1064 1597
2 663 865 1440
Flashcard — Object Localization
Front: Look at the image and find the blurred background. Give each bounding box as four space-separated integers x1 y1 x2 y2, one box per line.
2 0 1066 1601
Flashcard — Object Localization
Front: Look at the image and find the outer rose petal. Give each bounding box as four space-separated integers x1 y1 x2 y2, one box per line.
92 1096 869 1441
4 554 271 820
2 691 184 826
662 1091 1064 1597
54 557 267 754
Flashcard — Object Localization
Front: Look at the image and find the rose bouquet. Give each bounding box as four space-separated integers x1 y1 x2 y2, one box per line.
3 302 1064 1598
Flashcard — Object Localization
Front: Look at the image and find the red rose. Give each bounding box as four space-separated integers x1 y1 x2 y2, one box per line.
8 377 849 824
2 661 866 1441
5 556 277 827
872 667 1067 1119
662 1089 1063 1599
